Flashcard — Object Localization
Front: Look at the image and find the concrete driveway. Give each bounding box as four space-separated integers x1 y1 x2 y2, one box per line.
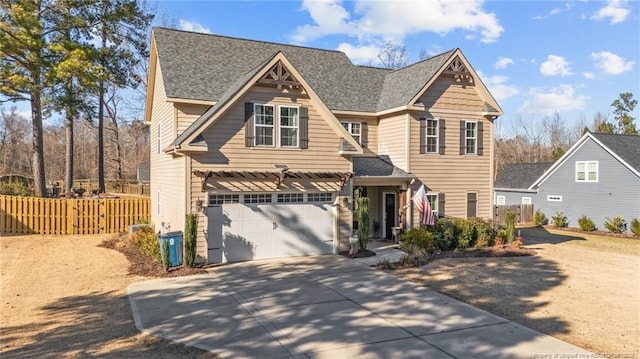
128 256 589 358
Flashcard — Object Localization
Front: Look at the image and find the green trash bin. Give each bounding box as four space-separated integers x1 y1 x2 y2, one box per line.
158 231 183 267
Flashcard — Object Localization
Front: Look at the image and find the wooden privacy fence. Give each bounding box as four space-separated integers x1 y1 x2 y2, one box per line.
0 195 150 235
494 204 534 225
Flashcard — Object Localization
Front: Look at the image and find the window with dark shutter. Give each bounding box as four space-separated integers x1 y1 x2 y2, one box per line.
439 119 446 155
477 121 484 156
244 102 254 147
459 120 465 155
438 193 445 217
299 106 309 149
419 117 426 154
361 122 368 148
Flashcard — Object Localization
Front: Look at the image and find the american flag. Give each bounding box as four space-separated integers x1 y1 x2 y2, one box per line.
412 184 435 226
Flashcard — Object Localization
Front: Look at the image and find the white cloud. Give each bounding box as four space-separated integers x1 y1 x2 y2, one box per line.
591 0 630 24
590 51 635 75
477 72 519 102
533 2 573 20
540 55 573 77
518 85 587 115
178 19 211 34
292 0 503 44
336 43 381 65
583 71 595 79
494 57 514 69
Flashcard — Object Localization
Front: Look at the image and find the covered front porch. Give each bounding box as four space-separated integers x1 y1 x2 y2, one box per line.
352 157 416 241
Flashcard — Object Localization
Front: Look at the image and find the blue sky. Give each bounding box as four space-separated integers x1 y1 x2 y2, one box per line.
153 0 639 135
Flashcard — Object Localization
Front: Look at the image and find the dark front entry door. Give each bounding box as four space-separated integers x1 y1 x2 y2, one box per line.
384 193 396 239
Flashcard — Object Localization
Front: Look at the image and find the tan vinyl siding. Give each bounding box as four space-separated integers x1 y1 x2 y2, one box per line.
378 113 408 171
410 74 493 221
421 75 483 111
176 103 210 137
189 85 352 261
149 62 185 233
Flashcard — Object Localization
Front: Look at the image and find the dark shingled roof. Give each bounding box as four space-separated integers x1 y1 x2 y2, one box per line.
592 133 640 173
353 156 415 178
153 27 456 112
495 163 553 189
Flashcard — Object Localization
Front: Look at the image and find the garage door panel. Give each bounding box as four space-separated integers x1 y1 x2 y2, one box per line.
208 201 335 263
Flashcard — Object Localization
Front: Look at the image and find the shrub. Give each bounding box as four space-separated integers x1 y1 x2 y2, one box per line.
400 227 438 255
577 215 596 231
161 239 170 271
551 212 567 227
630 218 640 237
603 215 626 233
375 259 395 270
357 197 370 250
457 221 477 248
534 210 547 226
505 211 516 243
495 229 507 246
0 181 31 196
432 218 460 250
184 213 198 268
133 226 160 260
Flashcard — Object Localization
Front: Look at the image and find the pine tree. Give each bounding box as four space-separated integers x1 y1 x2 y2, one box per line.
611 92 637 135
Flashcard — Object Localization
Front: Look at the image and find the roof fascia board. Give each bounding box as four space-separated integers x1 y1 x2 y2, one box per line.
419 108 490 117
143 34 158 124
331 109 377 117
494 187 538 193
166 97 217 106
529 133 591 189
409 49 504 116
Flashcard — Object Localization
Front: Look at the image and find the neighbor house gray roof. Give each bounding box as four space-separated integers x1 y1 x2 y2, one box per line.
153 27 456 113
592 133 640 173
353 156 415 178
495 163 553 189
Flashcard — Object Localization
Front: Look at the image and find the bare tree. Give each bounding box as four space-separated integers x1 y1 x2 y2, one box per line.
378 41 407 69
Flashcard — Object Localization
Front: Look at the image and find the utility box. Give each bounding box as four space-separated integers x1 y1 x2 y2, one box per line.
158 231 183 267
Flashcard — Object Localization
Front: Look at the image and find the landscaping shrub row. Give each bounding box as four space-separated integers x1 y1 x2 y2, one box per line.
535 209 640 236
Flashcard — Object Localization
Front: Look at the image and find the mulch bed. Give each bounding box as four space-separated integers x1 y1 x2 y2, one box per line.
375 244 536 270
101 234 208 278
339 249 377 258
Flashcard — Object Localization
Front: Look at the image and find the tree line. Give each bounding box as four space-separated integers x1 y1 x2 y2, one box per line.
1 0 153 197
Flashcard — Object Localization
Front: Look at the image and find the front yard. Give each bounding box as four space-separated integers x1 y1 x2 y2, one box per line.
395 226 640 356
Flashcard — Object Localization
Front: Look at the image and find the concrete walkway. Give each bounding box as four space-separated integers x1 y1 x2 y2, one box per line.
128 256 589 358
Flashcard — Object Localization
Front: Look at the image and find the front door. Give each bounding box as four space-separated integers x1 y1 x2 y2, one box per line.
383 192 397 239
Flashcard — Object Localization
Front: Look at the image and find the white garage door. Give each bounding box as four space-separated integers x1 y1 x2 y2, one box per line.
207 198 335 263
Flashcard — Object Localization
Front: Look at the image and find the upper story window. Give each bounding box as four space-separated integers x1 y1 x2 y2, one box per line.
426 119 439 153
254 104 275 146
341 121 361 144
464 121 477 155
247 103 307 149
279 106 299 147
576 161 598 182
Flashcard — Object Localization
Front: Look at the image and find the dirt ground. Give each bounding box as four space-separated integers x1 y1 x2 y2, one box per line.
396 226 640 356
0 234 217 358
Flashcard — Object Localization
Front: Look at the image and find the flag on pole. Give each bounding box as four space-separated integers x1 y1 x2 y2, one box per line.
412 184 435 226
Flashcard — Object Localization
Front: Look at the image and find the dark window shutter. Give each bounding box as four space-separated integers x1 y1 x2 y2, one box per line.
438 193 445 217
459 120 466 155
244 103 255 147
299 106 309 149
477 121 484 156
439 119 446 155
361 122 368 147
419 117 426 154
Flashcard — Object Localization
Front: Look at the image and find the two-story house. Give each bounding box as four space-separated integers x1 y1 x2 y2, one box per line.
145 28 503 264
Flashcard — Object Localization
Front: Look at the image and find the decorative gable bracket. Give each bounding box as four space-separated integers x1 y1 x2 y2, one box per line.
258 61 300 89
444 57 472 82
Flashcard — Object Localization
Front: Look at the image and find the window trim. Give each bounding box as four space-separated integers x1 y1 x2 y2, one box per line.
522 197 532 205
254 103 275 147
426 192 439 217
496 195 506 205
575 161 598 182
278 105 300 148
464 120 478 155
547 195 562 202
425 118 439 154
341 121 362 144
